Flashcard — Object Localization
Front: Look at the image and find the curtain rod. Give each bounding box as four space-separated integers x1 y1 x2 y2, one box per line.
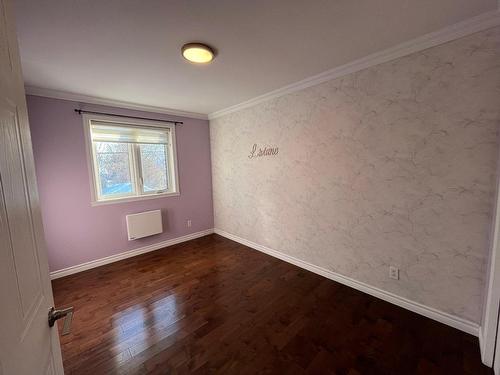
74 109 183 125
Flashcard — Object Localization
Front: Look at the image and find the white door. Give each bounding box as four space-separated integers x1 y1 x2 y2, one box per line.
0 0 65 374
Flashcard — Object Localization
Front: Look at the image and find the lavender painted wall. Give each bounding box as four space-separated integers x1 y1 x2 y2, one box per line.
26 95 214 272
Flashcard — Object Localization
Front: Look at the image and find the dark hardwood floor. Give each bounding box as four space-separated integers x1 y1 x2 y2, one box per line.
52 234 491 374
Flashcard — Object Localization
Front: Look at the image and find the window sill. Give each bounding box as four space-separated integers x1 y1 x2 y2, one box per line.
90 191 180 207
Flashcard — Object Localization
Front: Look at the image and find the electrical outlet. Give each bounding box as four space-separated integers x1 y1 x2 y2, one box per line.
187 219 192 228
389 266 399 280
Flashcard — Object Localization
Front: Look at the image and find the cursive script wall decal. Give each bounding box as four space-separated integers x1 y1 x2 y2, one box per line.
248 143 279 159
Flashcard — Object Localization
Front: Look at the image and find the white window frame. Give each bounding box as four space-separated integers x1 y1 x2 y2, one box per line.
82 113 180 206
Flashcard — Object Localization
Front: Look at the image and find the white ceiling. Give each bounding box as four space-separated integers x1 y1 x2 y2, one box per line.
14 0 497 116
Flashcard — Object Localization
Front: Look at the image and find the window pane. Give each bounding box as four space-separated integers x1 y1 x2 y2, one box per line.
94 142 134 198
139 144 168 192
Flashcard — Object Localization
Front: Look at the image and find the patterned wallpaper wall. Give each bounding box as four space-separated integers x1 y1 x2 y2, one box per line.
210 27 500 323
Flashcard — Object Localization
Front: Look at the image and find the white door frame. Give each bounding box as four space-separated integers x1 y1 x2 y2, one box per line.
481 150 500 368
495 319 500 373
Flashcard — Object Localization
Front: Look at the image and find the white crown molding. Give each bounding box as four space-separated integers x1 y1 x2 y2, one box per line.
208 9 500 120
25 9 500 122
214 228 480 336
25 86 209 120
49 229 214 279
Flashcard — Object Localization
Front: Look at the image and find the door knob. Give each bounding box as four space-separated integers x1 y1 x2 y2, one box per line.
48 306 74 335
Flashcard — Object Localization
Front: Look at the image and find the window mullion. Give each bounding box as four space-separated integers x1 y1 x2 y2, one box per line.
129 143 140 196
133 144 144 195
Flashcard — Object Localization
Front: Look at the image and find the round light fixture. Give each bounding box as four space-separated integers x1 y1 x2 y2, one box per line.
182 43 215 64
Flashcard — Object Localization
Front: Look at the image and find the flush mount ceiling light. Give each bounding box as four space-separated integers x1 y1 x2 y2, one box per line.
181 43 215 64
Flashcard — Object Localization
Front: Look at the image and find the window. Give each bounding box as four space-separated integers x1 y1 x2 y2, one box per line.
83 114 179 204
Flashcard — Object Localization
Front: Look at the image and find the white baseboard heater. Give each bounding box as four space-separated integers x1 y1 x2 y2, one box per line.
126 210 163 240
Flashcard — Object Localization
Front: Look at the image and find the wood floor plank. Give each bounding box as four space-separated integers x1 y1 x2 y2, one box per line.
52 234 492 374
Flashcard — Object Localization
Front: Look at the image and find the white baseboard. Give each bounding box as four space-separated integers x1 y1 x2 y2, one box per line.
49 229 214 279
214 228 480 337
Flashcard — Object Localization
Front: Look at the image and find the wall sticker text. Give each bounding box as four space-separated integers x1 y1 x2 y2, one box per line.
248 143 279 159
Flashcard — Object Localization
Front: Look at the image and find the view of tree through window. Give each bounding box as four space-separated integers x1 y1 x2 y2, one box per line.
88 118 178 202
140 144 168 192
94 142 134 198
